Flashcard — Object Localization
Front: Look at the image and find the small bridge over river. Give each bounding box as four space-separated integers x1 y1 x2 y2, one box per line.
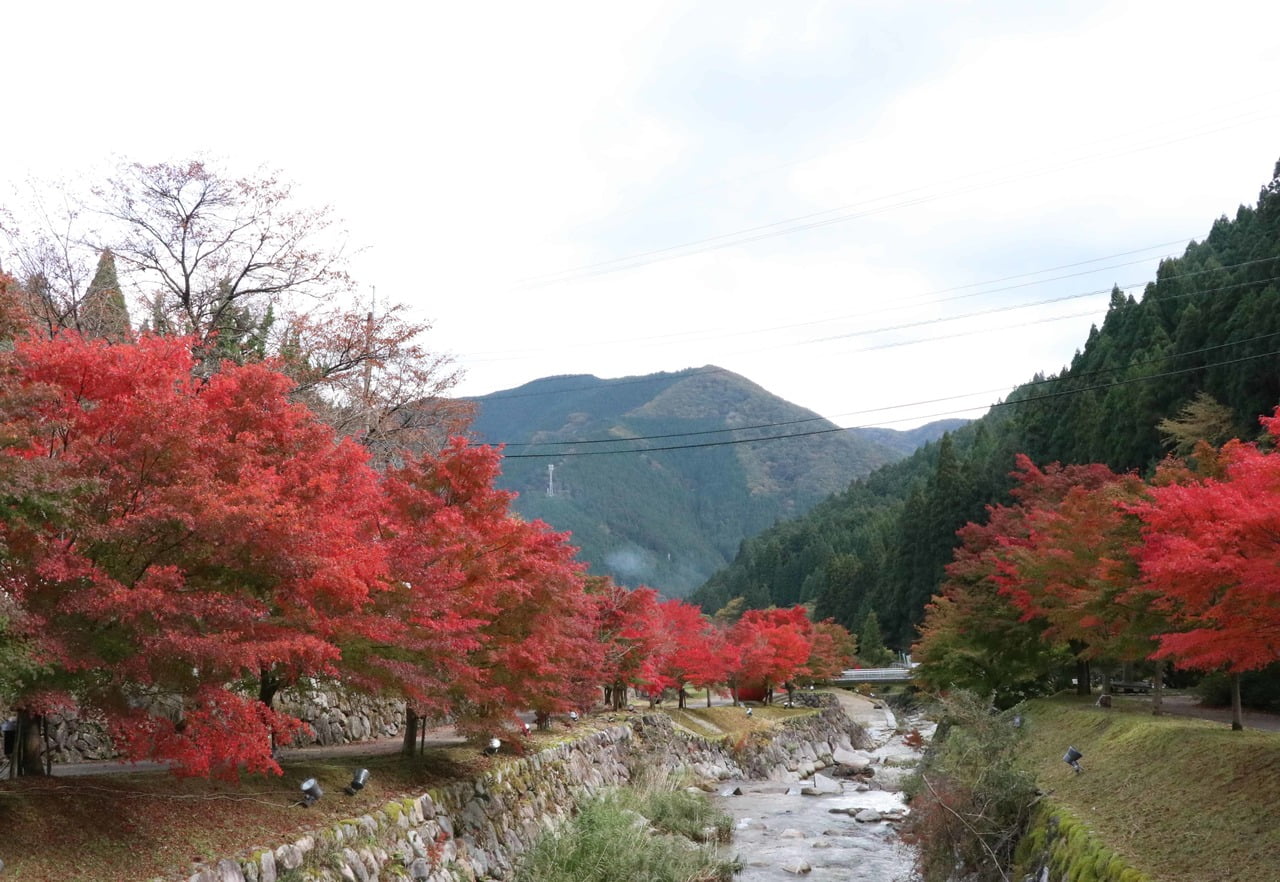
830 666 916 686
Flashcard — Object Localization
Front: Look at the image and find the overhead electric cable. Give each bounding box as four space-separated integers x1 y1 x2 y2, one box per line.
516 107 1280 287
493 329 1280 450
470 249 1276 365
472 256 1280 405
497 345 1280 458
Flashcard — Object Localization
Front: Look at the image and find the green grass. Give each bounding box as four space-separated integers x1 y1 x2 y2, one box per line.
513 771 736 882
670 703 812 739
1018 695 1280 882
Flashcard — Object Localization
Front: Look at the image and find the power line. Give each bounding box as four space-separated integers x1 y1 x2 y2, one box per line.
515 105 1280 288
475 257 1280 410
496 330 1280 450
493 328 1280 451
470 248 1277 369
499 345 1280 458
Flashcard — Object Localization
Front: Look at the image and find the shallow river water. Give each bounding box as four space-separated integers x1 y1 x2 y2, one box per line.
715 713 923 882
717 780 915 882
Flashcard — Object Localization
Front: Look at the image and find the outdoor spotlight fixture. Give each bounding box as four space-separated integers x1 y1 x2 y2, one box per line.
745 707 753 717
1063 746 1084 774
568 711 579 722
299 777 323 807
344 768 370 796
484 737 501 755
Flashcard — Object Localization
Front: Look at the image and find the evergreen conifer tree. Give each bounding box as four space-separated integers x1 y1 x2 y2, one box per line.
79 250 130 341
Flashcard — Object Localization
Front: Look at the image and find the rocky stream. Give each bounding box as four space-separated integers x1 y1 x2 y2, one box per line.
717 701 931 882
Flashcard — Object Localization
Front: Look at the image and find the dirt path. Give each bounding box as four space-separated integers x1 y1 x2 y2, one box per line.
1113 693 1280 732
827 689 899 733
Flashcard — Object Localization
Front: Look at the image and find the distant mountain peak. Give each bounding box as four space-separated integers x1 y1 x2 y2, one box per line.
468 367 957 595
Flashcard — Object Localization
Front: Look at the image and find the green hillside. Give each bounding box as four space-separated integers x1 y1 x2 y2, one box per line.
692 157 1280 645
467 367 957 595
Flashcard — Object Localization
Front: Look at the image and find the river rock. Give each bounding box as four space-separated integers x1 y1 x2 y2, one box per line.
783 860 813 874
854 808 883 823
832 746 872 769
801 772 842 795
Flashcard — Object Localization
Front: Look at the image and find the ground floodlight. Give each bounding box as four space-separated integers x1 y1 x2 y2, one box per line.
300 777 323 807
745 707 753 717
344 768 370 796
484 737 501 755
1063 746 1083 774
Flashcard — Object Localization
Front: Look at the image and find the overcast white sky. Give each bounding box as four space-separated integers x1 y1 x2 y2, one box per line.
5 1 1280 430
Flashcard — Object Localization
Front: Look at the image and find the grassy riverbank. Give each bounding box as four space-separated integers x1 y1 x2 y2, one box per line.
1019 695 1280 882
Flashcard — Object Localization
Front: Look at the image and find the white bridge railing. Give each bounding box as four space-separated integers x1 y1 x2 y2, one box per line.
833 666 915 683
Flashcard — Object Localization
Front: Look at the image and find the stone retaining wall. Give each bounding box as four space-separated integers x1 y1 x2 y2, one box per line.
36 683 407 763
184 698 867 882
1013 803 1153 882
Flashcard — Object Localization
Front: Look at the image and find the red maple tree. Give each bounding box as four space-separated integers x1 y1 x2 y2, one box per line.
1135 413 1280 727
729 607 813 704
4 333 384 776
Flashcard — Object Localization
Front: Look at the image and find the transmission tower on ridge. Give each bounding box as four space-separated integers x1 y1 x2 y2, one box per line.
547 464 555 497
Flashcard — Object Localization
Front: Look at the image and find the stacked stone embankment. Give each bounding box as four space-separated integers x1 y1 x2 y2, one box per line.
184 698 868 882
35 683 406 763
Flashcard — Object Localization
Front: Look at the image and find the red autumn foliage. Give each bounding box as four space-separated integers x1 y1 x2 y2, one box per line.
996 463 1159 664
730 607 814 701
1135 412 1280 674
2 332 384 776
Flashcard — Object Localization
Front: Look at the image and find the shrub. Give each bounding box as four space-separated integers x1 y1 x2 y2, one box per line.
515 773 736 882
904 691 1040 882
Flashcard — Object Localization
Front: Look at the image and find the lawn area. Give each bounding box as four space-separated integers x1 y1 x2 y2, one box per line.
664 702 812 740
1019 695 1280 882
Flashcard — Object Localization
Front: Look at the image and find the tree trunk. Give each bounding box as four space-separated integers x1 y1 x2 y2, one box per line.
1151 659 1164 716
402 708 419 755
706 689 712 708
259 669 282 754
1100 668 1113 696
1076 659 1091 696
15 709 46 777
258 670 281 707
1231 673 1244 731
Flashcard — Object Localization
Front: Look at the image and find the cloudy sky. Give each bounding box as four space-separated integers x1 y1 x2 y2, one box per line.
5 1 1280 430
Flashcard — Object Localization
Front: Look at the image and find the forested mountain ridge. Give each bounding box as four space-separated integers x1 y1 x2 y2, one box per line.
468 367 959 595
692 158 1280 647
